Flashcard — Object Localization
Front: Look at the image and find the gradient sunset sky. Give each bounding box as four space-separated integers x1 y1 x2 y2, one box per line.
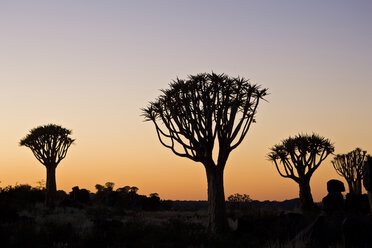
1 1 371 201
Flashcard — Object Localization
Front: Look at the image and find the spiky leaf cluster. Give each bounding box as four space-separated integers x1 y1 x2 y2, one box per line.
20 124 75 167
268 134 334 182
143 73 267 165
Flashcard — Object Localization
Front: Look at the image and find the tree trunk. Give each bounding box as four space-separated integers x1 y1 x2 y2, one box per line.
298 180 314 213
46 165 57 207
355 180 362 195
348 180 362 195
347 181 355 195
205 166 228 233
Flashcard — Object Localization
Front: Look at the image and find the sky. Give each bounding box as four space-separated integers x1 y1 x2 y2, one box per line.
0 0 371 201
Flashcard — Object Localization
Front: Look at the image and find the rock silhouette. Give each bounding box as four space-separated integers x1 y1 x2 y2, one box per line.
322 179 345 215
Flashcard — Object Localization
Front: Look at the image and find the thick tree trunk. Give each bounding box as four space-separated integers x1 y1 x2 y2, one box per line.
298 180 314 213
205 167 228 233
347 181 355 195
348 180 362 195
46 165 57 207
354 180 362 195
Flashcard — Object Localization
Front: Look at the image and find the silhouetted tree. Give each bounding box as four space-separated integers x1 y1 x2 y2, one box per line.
227 193 252 210
117 186 131 194
69 186 90 203
149 193 159 198
95 184 104 192
95 182 119 206
36 179 46 190
143 72 267 233
105 182 115 191
129 186 138 194
332 148 367 195
227 193 252 203
268 134 334 213
20 124 75 206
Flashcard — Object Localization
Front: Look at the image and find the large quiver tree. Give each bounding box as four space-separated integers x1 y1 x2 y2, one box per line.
332 148 367 195
20 124 75 206
268 134 334 213
143 73 267 233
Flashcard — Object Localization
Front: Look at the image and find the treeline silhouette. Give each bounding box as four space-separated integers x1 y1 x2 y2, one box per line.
0 182 167 218
0 182 257 216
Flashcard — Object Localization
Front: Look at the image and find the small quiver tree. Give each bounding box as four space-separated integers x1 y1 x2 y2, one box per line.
20 124 74 207
143 72 267 233
268 133 334 213
332 148 367 195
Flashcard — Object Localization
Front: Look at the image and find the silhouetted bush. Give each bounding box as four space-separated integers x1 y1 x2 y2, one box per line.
69 186 90 203
343 215 372 248
93 182 163 211
227 193 252 210
345 193 370 214
0 184 44 211
4 182 372 247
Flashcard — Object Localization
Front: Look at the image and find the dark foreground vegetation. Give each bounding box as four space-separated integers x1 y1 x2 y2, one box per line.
1 182 372 248
12 73 372 247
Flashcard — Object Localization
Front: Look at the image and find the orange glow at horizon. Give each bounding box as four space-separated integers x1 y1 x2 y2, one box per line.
1 1 371 202
2 107 370 202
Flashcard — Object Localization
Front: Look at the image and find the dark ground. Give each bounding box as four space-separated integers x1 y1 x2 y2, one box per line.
1 184 371 248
